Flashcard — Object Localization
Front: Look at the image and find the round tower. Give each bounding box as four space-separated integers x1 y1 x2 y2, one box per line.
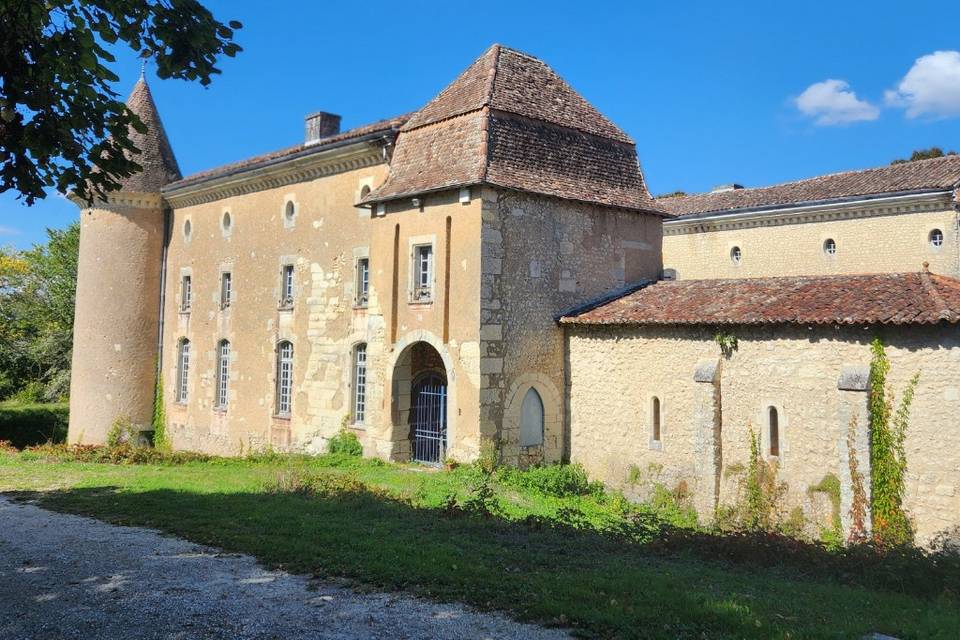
68 76 181 444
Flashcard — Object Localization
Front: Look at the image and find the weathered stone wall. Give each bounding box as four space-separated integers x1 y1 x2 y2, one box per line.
480 187 662 466
663 206 959 280
566 323 960 543
69 197 166 444
161 164 483 460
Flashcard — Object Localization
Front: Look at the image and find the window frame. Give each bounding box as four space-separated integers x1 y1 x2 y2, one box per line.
215 339 230 410
768 406 780 458
176 339 190 403
220 271 232 309
729 246 742 266
355 257 370 308
930 228 945 249
411 244 434 302
823 238 837 257
275 341 294 417
651 396 662 448
180 275 192 312
279 264 295 309
353 343 367 425
519 387 545 447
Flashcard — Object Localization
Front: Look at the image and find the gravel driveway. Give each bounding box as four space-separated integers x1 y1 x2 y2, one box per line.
0 496 569 639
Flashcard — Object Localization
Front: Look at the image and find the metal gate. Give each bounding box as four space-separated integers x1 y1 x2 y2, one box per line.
411 373 447 464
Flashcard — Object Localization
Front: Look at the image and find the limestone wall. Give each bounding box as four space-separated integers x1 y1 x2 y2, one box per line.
161 163 483 459
663 207 959 280
566 323 960 543
480 188 662 466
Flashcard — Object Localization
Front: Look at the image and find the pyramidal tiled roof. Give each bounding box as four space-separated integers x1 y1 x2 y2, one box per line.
118 77 181 192
364 45 661 213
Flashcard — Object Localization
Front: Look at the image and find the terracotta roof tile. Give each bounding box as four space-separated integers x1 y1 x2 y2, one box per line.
561 272 960 326
365 45 659 213
659 155 960 217
165 114 410 191
119 78 181 191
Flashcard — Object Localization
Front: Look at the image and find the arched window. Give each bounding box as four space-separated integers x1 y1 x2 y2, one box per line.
823 238 836 256
519 387 544 447
768 406 780 457
730 246 742 265
651 396 662 443
215 340 230 409
176 339 190 403
284 200 296 223
930 228 944 248
275 341 294 416
353 343 367 424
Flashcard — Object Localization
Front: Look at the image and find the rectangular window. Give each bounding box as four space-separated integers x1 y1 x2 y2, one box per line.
220 272 232 309
280 265 294 308
176 339 190 403
216 340 230 409
181 275 192 312
356 258 369 307
412 245 433 301
353 344 367 424
276 341 294 416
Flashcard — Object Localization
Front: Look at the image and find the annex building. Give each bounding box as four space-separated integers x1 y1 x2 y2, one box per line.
68 45 960 543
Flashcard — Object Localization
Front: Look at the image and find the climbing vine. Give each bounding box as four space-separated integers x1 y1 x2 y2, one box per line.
152 371 171 453
868 337 919 547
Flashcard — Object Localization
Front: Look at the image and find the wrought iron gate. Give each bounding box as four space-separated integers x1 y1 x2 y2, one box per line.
411 374 447 464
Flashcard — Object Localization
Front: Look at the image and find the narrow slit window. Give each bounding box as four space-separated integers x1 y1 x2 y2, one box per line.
356 258 370 307
220 272 232 309
280 265 295 308
216 340 230 409
275 341 294 416
353 343 367 424
769 406 780 457
176 339 190 403
652 396 662 442
181 275 192 312
413 245 433 301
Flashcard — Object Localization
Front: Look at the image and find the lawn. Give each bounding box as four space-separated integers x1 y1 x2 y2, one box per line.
1 449 957 639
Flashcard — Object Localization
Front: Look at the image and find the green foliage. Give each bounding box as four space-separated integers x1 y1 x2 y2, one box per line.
105 414 138 448
713 329 739 357
0 402 68 448
496 463 604 498
718 428 788 532
869 338 918 546
0 223 79 402
808 473 842 548
647 482 699 529
327 429 363 457
846 415 869 544
476 437 500 474
890 147 957 164
152 371 170 452
0 1 242 204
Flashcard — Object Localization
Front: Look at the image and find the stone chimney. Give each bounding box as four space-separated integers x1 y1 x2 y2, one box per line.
305 111 342 144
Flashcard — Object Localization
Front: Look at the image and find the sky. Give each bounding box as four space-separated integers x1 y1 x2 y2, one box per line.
2 0 959 248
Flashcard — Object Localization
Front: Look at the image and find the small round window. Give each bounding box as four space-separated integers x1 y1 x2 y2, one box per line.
284 200 296 222
930 228 944 248
730 246 742 265
823 238 836 256
222 211 232 233
183 219 192 240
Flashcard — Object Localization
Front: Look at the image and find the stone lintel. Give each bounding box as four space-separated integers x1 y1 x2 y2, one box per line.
693 359 719 383
837 365 870 391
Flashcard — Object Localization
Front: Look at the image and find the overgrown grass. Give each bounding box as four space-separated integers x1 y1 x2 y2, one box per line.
1 449 957 639
0 401 68 448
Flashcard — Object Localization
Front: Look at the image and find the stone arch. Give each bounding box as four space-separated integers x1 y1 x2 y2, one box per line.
386 330 457 463
502 373 562 468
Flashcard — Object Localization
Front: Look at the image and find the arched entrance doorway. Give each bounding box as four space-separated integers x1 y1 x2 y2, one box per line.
391 340 449 465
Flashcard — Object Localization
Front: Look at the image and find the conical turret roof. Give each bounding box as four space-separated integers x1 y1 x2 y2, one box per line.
363 44 660 213
117 76 181 192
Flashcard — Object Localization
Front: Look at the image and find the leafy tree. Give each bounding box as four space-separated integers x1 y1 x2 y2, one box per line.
890 147 958 165
0 223 79 401
0 0 242 205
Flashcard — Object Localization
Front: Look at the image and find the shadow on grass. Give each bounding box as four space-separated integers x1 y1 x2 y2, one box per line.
12 484 960 640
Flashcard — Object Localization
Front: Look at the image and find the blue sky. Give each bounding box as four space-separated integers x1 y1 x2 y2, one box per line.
3 0 959 248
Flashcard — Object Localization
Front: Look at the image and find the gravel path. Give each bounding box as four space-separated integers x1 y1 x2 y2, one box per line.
0 496 569 639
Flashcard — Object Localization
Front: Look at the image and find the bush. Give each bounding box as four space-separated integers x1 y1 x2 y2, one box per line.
16 442 210 465
327 429 363 456
0 402 68 449
496 463 604 498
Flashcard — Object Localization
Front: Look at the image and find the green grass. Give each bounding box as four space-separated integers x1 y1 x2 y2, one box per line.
0 401 68 448
1 451 957 639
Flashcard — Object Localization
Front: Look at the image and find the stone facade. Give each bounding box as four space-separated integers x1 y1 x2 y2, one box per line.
565 323 960 543
662 192 959 281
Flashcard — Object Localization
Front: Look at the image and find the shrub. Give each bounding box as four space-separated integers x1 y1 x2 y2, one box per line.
0 402 68 448
647 482 699 529
327 429 363 456
265 467 367 497
496 463 604 499
17 442 210 465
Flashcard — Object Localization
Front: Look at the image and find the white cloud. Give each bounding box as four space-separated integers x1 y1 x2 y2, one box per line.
885 50 960 119
0 225 20 236
794 79 880 125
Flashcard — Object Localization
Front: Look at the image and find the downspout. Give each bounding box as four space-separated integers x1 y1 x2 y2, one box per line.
953 187 960 278
156 207 171 380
